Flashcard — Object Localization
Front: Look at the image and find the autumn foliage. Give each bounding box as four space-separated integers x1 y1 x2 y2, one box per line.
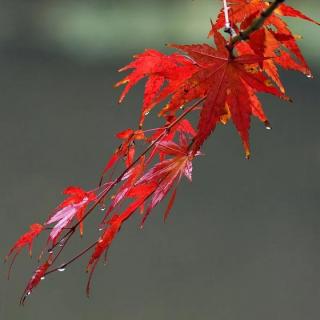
6 0 319 303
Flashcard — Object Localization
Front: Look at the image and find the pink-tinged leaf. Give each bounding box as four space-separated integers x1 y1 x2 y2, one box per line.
46 187 96 243
138 143 194 226
183 160 193 182
156 141 188 157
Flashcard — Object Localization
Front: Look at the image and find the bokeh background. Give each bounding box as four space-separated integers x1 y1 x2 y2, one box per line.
1 0 320 319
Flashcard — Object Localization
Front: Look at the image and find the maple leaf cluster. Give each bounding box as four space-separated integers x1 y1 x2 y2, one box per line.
6 0 319 303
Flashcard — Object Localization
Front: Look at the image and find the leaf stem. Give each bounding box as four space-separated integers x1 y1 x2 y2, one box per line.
223 0 236 36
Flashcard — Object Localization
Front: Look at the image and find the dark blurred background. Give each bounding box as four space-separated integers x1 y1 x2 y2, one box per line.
0 0 320 319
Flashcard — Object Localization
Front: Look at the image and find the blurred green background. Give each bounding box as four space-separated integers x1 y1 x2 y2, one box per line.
0 1 320 319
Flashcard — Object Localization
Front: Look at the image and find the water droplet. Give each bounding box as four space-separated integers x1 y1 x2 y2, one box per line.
100 204 106 212
58 264 66 272
41 276 45 280
264 121 272 130
98 227 104 232
48 249 53 254
144 111 150 116
306 74 313 78
27 291 31 296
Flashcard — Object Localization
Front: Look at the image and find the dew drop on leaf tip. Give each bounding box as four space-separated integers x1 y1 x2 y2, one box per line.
264 121 272 130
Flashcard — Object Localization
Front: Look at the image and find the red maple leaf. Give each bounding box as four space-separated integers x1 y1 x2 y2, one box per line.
167 32 289 156
117 30 289 157
99 128 145 186
46 187 96 243
214 1 319 78
215 1 319 29
5 223 44 279
86 214 123 296
101 156 146 221
85 138 195 293
137 138 194 225
5 0 320 303
147 118 196 144
20 259 52 305
116 49 197 126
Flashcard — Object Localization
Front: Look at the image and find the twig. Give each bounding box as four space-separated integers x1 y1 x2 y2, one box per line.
228 0 285 49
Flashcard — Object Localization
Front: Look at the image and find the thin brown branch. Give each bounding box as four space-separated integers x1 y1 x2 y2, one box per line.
228 0 285 49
